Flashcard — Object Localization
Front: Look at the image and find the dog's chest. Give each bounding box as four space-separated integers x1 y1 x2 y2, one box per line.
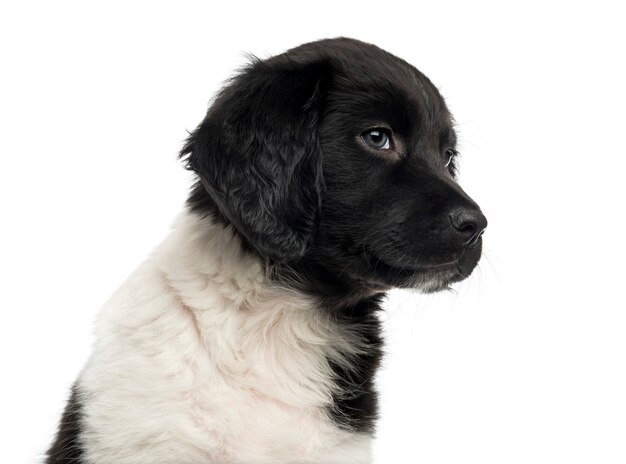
78 214 371 463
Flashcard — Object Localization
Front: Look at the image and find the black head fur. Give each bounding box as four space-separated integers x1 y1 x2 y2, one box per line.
182 38 486 302
181 55 329 262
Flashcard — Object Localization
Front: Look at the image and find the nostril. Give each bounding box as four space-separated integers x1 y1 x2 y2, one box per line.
449 209 488 246
457 221 477 235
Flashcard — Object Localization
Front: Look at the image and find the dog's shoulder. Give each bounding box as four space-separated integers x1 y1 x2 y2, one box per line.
57 212 371 463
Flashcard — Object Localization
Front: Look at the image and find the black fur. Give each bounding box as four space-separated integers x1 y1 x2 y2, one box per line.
328 294 384 432
183 37 486 431
46 386 84 463
181 55 328 262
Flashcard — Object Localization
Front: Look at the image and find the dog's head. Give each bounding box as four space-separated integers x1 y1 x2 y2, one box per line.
182 38 486 296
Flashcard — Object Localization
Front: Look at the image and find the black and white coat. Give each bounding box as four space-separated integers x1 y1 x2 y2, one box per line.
50 210 379 463
47 38 485 463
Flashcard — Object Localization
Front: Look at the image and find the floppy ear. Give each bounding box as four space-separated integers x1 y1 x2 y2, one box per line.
181 56 328 262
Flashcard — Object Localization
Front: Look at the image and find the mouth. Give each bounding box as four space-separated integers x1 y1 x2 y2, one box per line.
367 252 457 274
367 253 457 278
366 248 480 291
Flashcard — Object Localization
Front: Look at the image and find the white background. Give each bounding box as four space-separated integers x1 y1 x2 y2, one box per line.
1 1 625 463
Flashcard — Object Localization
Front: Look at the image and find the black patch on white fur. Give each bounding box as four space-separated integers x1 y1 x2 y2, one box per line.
329 294 384 432
46 386 84 463
268 258 386 432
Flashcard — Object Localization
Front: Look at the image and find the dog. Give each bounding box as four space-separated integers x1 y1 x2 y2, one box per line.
46 37 486 463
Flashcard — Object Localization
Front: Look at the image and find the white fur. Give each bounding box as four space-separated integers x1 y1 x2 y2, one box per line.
77 211 372 463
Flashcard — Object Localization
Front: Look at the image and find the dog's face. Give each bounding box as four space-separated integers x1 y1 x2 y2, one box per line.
183 38 486 295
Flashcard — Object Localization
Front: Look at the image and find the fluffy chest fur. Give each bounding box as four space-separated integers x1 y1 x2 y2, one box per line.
76 212 374 463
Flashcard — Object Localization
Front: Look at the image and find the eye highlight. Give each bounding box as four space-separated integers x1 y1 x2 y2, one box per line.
361 128 391 150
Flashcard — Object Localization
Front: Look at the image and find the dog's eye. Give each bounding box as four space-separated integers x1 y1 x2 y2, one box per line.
445 149 457 167
361 129 391 150
445 148 459 177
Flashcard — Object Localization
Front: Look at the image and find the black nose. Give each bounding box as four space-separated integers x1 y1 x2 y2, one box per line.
449 209 488 248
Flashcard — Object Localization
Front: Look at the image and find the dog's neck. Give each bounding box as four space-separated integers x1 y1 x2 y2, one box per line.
152 208 383 432
155 209 268 307
183 180 387 309
156 207 385 315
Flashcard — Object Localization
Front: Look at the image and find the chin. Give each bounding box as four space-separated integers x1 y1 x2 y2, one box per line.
373 241 483 293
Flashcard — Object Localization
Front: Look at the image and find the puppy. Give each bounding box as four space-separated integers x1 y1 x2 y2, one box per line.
47 37 486 463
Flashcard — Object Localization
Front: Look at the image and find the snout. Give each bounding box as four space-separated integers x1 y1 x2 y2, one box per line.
449 208 488 249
